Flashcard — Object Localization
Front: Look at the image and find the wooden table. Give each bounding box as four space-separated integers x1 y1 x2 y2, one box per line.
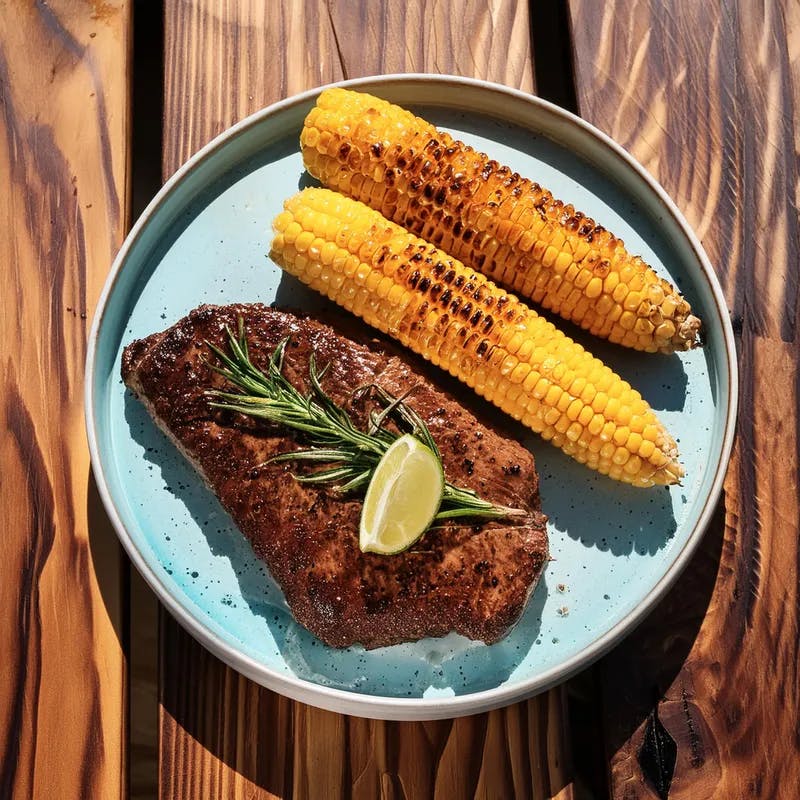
3 1 798 797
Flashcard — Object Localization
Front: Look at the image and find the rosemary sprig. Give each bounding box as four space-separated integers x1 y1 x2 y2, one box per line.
206 320 526 522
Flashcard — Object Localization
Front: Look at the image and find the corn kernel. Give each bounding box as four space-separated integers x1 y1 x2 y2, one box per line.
616 405 632 426
600 421 616 442
554 415 571 434
591 392 608 414
307 260 323 280
638 439 655 459
501 355 519 376
543 245 559 268
612 283 628 303
543 406 561 426
510 362 531 385
574 268 592 289
612 446 630 466
586 277 603 299
532 377 550 400
273 211 293 232
354 263 372 285
283 220 303 242
600 441 616 460
612 426 630 446
587 413 605 436
622 455 642 475
662 296 678 316
604 397 621 419
557 392 572 413
566 398 583 421
656 321 676 340
578 405 595 427
566 422 583 442
624 292 642 311
603 271 619 294
544 384 562 408
648 284 665 304
580 384 597 405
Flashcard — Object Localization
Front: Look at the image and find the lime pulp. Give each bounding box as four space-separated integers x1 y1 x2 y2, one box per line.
359 434 445 555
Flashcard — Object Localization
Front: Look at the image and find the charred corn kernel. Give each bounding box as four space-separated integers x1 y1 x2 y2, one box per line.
271 188 684 486
302 88 702 354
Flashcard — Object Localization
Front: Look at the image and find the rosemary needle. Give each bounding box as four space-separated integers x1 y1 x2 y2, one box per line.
206 320 526 523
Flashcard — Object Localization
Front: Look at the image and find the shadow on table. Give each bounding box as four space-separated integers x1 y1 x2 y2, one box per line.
86 476 128 648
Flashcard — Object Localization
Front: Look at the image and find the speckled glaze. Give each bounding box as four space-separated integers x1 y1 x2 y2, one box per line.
85 75 737 721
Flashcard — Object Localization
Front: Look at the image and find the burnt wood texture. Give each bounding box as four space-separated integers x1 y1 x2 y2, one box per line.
569 1 800 798
158 1 576 798
0 2 131 799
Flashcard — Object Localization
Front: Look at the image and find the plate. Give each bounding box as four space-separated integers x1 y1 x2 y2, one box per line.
86 75 737 720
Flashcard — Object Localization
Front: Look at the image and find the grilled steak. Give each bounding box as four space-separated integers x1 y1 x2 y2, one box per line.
122 304 548 648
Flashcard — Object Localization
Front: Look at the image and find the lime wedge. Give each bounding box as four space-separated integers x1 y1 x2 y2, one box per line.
359 434 445 555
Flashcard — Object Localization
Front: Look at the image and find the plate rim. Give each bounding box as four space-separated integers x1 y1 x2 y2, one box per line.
85 73 738 720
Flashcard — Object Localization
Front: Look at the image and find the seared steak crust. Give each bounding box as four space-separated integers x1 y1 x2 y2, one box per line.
122 304 548 648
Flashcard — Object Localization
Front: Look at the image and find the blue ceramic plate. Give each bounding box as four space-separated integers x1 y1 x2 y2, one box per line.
86 75 737 720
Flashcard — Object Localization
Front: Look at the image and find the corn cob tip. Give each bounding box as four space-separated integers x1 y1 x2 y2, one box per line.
653 460 684 487
674 314 702 351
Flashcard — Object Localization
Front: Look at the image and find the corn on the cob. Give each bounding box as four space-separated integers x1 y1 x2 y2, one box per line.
270 188 683 487
301 88 701 355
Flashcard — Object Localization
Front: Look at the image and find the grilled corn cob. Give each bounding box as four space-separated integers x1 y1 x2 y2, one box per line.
301 88 701 354
271 188 683 487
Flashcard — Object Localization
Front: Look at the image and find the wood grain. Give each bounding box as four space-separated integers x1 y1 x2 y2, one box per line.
0 1 131 798
158 2 576 798
160 617 574 800
163 0 535 171
568 1 800 797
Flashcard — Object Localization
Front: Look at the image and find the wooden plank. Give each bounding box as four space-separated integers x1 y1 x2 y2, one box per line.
568 1 800 797
160 616 574 799
158 2 575 798
162 0 534 170
0 2 131 798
